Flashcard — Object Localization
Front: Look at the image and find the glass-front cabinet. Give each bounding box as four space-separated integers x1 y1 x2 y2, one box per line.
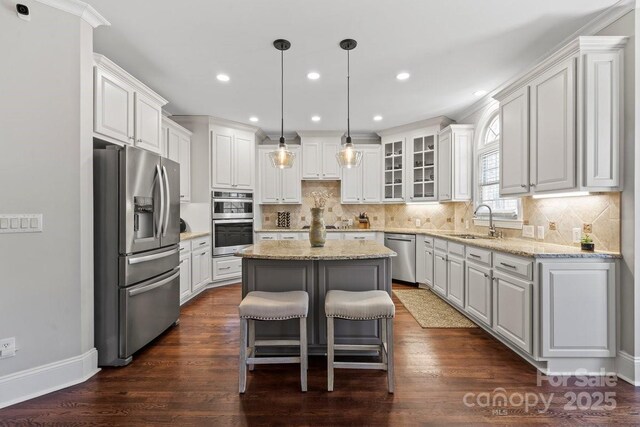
409 134 437 201
383 138 405 202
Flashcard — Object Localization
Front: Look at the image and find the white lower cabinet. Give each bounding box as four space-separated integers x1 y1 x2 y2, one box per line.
540 261 616 358
433 250 448 297
464 262 492 327
416 236 434 289
212 256 242 282
447 255 465 309
492 271 533 354
179 237 211 305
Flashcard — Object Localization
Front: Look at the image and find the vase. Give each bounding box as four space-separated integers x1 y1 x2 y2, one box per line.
309 208 327 247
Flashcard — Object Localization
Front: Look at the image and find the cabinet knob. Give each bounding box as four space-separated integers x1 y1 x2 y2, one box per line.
530 183 536 187
137 139 142 143
129 136 134 140
521 185 527 188
484 273 489 278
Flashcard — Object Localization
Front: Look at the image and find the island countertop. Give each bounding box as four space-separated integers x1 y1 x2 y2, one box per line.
236 240 397 260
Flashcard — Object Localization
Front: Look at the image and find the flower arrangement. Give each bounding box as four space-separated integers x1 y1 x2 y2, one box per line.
310 190 332 209
581 234 595 251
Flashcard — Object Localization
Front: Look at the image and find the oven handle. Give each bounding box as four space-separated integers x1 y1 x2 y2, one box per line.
212 198 254 203
213 219 254 224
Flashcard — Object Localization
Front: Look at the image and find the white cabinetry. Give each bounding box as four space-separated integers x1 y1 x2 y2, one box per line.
382 137 405 202
437 125 473 201
465 262 492 327
540 261 615 357
433 249 448 297
300 134 341 180
258 146 301 204
212 256 242 282
162 117 192 202
211 126 255 190
493 271 533 354
447 254 465 309
495 36 627 196
416 236 434 289
341 146 382 203
94 54 167 152
179 237 212 305
408 134 437 201
179 244 192 303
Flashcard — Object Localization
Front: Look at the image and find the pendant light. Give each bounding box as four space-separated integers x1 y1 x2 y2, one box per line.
336 39 363 168
269 39 295 169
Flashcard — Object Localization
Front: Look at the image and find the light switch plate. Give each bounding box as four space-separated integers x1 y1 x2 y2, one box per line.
572 228 582 243
522 225 535 238
0 337 16 359
0 214 42 233
537 226 545 240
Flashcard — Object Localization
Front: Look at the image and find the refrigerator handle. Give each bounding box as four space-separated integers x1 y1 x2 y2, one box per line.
128 270 180 297
162 165 170 237
156 164 165 238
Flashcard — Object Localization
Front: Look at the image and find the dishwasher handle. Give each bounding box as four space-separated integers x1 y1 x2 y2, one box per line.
385 238 413 243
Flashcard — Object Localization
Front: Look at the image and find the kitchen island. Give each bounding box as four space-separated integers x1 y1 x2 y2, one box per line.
236 240 396 354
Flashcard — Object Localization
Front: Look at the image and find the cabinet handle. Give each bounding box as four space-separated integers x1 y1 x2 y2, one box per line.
530 183 536 187
219 266 231 270
483 273 489 278
180 259 184 264
468 253 481 259
199 242 207 246
129 136 134 140
521 185 527 188
500 262 517 269
137 139 142 143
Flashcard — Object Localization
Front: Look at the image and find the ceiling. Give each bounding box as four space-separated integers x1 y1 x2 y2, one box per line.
90 0 620 134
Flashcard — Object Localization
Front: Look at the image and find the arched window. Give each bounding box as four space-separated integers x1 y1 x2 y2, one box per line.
476 112 520 219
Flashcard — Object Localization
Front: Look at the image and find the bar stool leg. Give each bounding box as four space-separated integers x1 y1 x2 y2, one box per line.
381 318 388 370
386 318 394 394
239 318 248 394
327 316 334 392
248 319 255 372
300 317 308 392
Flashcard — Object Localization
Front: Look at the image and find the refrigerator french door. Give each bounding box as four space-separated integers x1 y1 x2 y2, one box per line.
94 145 181 366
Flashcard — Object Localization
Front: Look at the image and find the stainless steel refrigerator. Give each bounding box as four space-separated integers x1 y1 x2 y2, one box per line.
94 145 180 366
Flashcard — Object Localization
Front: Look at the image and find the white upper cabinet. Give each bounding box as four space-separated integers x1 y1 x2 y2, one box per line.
408 134 437 202
300 134 342 180
94 55 167 152
382 136 405 202
161 117 192 202
437 125 473 202
211 126 255 190
499 86 530 195
495 36 627 195
340 146 382 204
258 146 301 204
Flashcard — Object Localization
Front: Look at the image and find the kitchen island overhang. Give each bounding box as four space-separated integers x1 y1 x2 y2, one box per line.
236 240 397 354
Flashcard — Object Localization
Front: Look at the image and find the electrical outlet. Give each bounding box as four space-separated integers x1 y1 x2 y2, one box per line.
583 223 592 233
522 225 535 238
465 220 469 230
415 218 421 227
572 228 582 243
548 222 557 231
537 226 545 240
0 337 16 359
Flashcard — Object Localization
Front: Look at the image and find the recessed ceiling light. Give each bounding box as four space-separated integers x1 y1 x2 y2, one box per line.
307 72 320 80
373 115 383 121
249 116 259 122
474 90 488 97
311 115 321 122
396 72 410 81
216 74 230 82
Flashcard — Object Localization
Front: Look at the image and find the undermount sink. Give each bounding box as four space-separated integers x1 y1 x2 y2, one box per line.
453 234 496 240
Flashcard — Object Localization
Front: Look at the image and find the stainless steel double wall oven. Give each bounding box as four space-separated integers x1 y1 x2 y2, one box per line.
212 191 254 256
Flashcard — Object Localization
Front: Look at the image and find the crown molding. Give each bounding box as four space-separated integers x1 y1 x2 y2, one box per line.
376 115 454 137
35 0 110 28
207 116 261 133
296 130 345 138
265 132 299 141
451 0 634 121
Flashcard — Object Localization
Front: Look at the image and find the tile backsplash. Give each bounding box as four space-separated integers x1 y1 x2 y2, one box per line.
260 182 621 252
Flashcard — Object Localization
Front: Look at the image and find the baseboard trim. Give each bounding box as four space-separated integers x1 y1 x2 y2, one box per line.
616 351 640 386
0 348 99 409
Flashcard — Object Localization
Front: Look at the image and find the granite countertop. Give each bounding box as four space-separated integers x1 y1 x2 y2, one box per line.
384 228 622 259
180 231 210 241
236 240 397 260
255 228 384 233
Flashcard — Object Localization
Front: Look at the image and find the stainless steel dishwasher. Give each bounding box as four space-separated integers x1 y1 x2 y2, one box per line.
384 233 416 283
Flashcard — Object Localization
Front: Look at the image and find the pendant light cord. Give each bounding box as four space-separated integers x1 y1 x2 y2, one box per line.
347 49 351 142
280 48 284 145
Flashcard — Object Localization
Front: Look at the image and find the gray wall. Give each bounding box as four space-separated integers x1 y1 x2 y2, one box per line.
0 1 94 375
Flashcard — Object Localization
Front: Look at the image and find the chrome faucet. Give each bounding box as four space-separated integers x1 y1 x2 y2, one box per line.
474 204 497 238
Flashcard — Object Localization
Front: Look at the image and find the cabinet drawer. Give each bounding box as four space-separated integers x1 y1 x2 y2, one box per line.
279 233 301 240
179 240 191 254
434 238 448 252
466 246 492 266
344 232 376 241
448 242 465 257
494 253 533 280
258 233 278 241
192 236 211 250
422 236 434 248
213 256 242 278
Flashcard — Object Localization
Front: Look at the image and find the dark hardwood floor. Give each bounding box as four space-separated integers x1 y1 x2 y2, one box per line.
2 283 639 426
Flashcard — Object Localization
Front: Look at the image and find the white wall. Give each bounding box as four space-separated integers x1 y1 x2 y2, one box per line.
0 0 98 404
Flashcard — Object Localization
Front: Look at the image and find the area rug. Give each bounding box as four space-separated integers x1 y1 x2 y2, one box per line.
393 288 478 328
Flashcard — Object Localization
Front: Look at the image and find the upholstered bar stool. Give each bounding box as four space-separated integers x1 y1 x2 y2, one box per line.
325 290 395 393
238 291 309 393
